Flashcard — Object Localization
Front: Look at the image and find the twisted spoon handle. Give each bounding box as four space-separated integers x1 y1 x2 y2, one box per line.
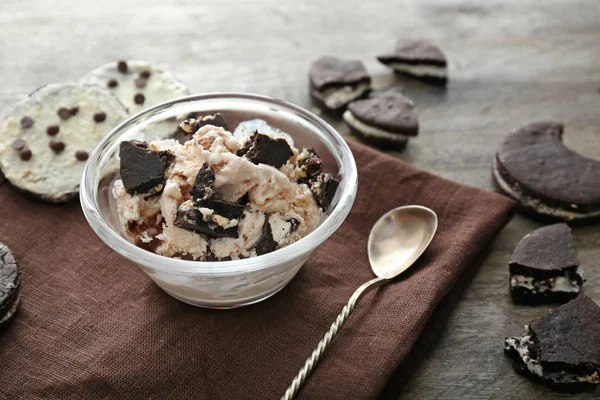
281 276 390 400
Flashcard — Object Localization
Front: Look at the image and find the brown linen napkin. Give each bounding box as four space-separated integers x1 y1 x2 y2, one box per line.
0 141 514 400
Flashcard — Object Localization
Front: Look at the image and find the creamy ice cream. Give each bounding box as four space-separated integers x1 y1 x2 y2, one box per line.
113 117 339 261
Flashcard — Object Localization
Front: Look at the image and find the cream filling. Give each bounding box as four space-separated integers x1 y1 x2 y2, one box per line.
0 294 20 325
510 273 582 293
268 214 292 244
493 159 600 220
387 62 447 78
313 82 371 109
506 335 543 377
343 110 410 142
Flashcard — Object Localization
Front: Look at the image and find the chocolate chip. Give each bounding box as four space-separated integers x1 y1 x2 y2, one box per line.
139 70 151 79
117 60 128 73
69 106 79 116
190 164 215 202
107 79 118 88
20 148 32 161
49 139 66 154
75 150 89 161
20 116 34 128
134 93 145 104
46 125 59 136
57 108 71 120
11 139 26 150
134 78 147 88
93 112 107 122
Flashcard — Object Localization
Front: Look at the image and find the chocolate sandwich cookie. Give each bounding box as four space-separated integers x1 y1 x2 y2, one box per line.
0 242 21 331
80 60 189 115
343 93 418 150
505 295 600 393
0 83 128 202
309 56 372 113
237 133 294 169
509 223 585 304
377 40 448 84
494 121 600 221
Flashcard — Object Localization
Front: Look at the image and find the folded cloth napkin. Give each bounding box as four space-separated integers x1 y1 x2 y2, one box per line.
0 141 514 400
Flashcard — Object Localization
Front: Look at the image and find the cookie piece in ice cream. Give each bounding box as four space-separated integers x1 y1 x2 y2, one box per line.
310 173 340 211
174 199 245 238
238 133 294 169
119 140 174 197
190 164 216 202
294 148 323 181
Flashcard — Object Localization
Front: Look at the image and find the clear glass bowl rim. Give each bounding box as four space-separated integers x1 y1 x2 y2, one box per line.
80 92 358 275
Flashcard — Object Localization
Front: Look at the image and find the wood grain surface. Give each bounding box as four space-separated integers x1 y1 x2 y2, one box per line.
1 0 599 398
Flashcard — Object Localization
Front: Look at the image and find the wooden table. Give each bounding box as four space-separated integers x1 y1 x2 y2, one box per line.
1 0 599 398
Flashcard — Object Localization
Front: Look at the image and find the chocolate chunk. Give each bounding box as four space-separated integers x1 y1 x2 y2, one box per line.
140 70 151 79
255 221 278 256
20 116 34 128
107 79 118 88
69 106 79 116
11 140 25 150
295 148 323 180
134 78 147 88
310 173 340 211
119 140 174 196
57 107 71 120
0 242 21 330
46 125 59 136
75 150 89 161
174 200 244 239
134 93 145 105
20 147 32 161
117 60 128 73
93 112 107 122
238 133 293 169
49 139 66 154
190 164 215 202
177 113 229 136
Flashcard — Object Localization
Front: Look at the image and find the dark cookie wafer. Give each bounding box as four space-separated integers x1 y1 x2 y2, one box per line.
309 56 371 112
0 242 21 330
174 199 245 239
377 40 448 84
238 133 293 169
494 121 600 221
119 141 174 197
0 82 128 202
343 93 418 150
504 296 600 393
173 113 230 143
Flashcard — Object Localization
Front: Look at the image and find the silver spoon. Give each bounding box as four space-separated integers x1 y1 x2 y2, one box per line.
282 205 438 400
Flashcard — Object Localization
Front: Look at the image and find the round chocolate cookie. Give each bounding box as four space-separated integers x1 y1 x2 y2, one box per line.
494 121 600 221
80 60 190 115
0 242 20 330
343 93 418 150
0 83 128 202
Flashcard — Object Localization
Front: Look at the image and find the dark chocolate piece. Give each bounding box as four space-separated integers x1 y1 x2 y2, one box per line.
117 60 128 73
19 148 32 161
134 93 145 105
238 133 293 169
190 164 215 202
119 140 174 196
93 112 107 122
295 148 323 180
495 121 600 219
177 113 229 137
75 150 89 161
196 199 245 221
20 116 34 128
69 106 79 116
49 140 66 154
0 242 21 330
504 296 600 393
254 220 278 256
174 200 244 239
107 79 118 88
11 140 25 150
140 70 151 79
310 173 340 211
46 125 59 136
57 107 71 120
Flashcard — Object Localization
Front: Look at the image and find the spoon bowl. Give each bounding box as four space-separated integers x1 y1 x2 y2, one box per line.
368 206 438 279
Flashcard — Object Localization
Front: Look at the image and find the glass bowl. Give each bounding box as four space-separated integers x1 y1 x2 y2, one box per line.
80 93 357 308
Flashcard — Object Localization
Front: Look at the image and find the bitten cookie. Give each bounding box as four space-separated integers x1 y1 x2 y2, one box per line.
377 40 447 84
309 56 371 113
0 83 128 202
343 92 418 150
505 296 600 393
509 223 585 304
80 60 190 115
0 242 21 330
494 121 600 221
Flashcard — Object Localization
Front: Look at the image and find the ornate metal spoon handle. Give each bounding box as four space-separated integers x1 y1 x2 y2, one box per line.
281 276 390 400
